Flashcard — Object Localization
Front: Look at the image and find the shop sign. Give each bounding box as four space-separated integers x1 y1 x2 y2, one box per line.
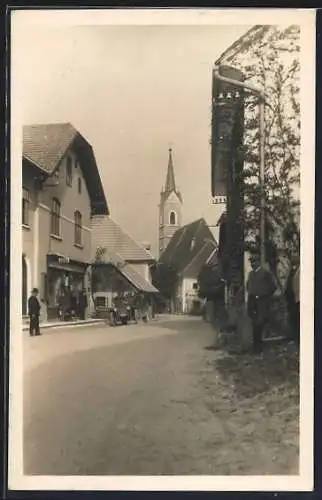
58 256 70 265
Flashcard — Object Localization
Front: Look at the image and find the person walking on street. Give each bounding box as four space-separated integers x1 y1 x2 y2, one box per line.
246 251 277 353
28 288 41 336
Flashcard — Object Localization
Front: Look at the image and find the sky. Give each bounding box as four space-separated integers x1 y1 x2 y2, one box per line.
15 21 252 257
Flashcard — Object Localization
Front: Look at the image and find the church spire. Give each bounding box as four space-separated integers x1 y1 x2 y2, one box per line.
165 148 176 193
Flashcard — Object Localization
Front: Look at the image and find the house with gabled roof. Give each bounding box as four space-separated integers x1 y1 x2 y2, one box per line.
156 218 218 314
22 122 109 321
90 216 159 315
91 215 156 282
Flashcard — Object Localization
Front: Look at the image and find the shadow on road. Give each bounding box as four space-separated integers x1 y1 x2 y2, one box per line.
208 342 299 400
155 317 206 333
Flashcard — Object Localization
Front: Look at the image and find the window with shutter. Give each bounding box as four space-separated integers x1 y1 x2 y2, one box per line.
22 187 30 226
51 198 61 236
74 211 82 245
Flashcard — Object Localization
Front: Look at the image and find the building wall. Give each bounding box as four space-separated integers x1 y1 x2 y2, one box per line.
38 148 92 264
22 164 37 292
182 277 200 313
22 146 94 320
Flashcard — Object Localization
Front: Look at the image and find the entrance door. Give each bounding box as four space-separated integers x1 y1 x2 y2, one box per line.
22 255 27 315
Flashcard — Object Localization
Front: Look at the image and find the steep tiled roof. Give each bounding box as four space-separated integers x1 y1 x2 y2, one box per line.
91 216 155 263
160 218 218 277
23 123 77 172
180 241 218 278
23 123 109 215
93 248 158 293
121 264 159 293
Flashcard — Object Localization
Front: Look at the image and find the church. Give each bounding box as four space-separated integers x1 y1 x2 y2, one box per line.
157 148 218 314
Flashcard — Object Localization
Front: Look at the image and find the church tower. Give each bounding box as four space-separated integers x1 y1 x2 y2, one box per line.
159 148 182 256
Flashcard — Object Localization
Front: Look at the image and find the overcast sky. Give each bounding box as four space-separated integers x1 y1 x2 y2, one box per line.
15 22 252 256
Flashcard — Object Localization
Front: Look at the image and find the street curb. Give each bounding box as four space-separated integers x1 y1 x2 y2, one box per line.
22 319 106 332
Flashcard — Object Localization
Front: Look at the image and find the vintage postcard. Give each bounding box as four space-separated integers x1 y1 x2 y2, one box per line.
8 8 315 492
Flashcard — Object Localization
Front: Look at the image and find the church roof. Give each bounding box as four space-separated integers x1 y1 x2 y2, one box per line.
91 215 155 263
161 148 182 203
159 218 218 278
165 148 176 192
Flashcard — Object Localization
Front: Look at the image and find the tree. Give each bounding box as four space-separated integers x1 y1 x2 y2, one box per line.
150 262 178 299
198 261 225 300
218 26 300 284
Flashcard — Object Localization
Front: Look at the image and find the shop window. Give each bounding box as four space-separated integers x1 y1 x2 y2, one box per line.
51 198 61 236
95 296 106 309
22 187 30 226
78 177 82 194
74 211 82 245
66 156 73 186
169 211 176 225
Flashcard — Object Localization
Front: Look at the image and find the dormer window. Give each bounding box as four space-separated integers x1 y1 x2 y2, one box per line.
169 211 176 225
190 237 196 250
66 156 73 186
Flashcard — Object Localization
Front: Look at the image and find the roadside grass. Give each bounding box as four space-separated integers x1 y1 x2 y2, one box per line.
200 341 299 474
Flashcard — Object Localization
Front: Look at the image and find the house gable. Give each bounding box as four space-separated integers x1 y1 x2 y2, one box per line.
91 215 155 264
23 123 109 216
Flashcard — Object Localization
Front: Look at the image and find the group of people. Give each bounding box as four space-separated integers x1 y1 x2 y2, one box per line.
246 250 300 353
57 288 88 321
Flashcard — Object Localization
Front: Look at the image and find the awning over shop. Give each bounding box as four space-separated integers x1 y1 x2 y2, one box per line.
47 254 89 274
120 264 159 294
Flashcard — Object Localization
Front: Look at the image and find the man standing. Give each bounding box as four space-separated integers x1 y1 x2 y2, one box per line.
292 263 300 344
285 255 300 342
28 288 41 337
246 251 277 353
78 289 88 320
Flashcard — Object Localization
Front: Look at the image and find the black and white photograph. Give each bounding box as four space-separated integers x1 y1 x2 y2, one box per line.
8 8 315 492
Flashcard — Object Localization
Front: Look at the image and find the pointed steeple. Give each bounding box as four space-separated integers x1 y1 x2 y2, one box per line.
165 148 176 193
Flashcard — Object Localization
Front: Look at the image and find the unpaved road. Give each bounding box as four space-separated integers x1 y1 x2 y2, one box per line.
24 316 299 475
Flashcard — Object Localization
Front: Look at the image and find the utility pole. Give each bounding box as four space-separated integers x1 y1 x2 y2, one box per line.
213 66 266 267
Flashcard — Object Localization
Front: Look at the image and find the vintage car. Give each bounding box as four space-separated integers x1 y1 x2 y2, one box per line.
108 295 139 326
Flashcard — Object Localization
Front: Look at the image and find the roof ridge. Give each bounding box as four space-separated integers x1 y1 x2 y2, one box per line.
107 215 155 260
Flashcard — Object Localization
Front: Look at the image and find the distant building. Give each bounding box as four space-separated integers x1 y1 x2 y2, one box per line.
159 218 218 314
159 148 183 256
90 216 158 313
91 215 155 283
22 123 109 320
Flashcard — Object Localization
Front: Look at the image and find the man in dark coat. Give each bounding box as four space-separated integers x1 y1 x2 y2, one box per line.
285 255 300 342
78 289 88 320
28 288 41 336
246 252 277 353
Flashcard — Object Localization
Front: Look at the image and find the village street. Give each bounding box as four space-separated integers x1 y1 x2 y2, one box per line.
24 316 299 476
